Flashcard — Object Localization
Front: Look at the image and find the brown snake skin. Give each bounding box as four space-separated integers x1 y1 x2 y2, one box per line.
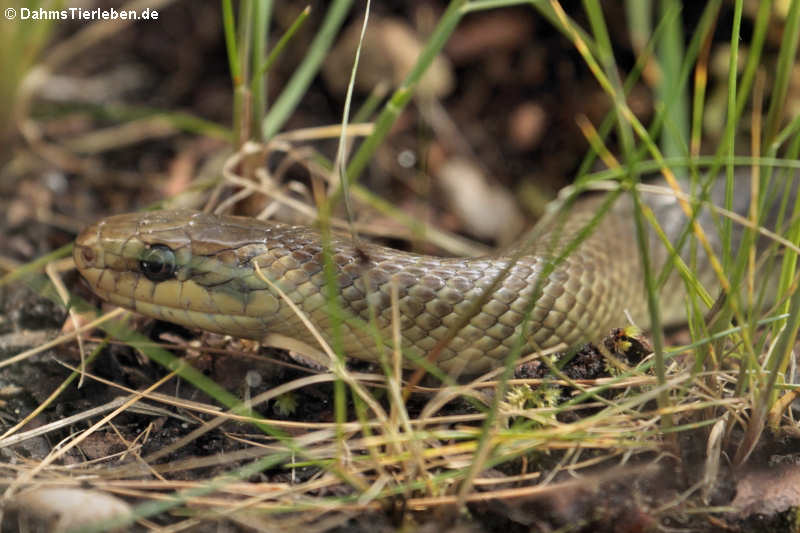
73 181 751 375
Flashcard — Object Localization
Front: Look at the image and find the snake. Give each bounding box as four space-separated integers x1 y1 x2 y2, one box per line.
73 180 749 375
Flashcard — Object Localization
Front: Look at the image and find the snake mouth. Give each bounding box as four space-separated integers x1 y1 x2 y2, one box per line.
75 254 276 341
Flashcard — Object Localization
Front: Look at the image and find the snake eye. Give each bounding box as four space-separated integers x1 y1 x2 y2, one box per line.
139 245 177 282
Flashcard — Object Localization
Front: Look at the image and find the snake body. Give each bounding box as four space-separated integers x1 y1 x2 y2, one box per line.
73 185 728 374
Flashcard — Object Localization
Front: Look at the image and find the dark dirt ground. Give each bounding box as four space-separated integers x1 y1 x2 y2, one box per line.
2 1 800 531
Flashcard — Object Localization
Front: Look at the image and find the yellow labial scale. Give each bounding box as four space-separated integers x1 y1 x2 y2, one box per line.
88 269 110 295
194 309 263 338
133 299 220 337
114 276 140 308
153 280 183 309
217 313 260 336
159 280 205 312
206 288 248 316
131 275 156 304
152 304 184 324
103 287 130 311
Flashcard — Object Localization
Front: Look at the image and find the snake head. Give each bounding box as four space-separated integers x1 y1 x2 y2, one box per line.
74 209 282 339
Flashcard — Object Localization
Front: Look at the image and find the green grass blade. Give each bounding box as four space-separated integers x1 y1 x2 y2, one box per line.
221 0 240 82
342 0 466 188
763 0 800 146
656 0 689 160
262 0 353 139
250 0 273 141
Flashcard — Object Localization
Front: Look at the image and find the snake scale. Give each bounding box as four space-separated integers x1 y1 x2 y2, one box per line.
74 178 757 374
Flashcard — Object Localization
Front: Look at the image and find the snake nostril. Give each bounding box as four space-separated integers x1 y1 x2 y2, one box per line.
80 247 96 266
